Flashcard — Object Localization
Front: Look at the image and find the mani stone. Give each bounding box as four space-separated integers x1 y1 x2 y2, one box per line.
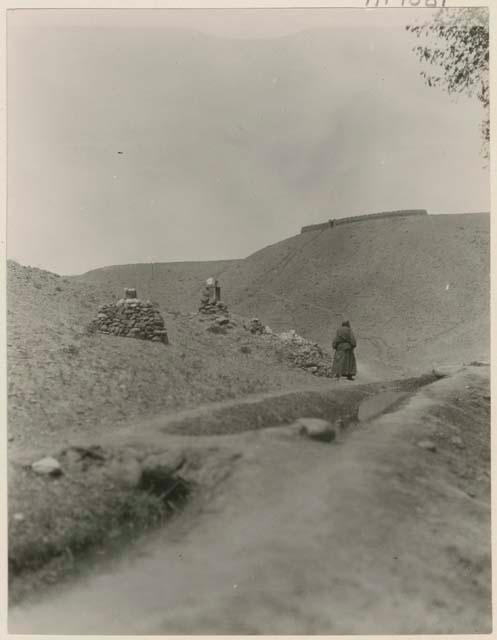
124 288 137 299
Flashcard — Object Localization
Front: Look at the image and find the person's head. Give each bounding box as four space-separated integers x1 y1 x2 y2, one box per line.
342 320 351 328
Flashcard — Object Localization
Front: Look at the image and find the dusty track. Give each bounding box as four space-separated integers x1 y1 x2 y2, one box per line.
9 367 490 634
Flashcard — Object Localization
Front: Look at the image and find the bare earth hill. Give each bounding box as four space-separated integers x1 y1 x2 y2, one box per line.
7 260 330 449
80 259 240 311
78 213 490 378
7 213 491 633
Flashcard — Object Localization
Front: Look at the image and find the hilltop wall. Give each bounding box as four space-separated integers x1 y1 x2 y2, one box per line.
301 209 428 234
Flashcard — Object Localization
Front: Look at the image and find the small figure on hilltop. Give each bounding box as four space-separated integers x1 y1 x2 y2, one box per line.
331 320 357 381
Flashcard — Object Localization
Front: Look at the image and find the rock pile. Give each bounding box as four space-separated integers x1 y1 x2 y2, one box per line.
198 283 236 333
88 290 169 344
275 330 334 377
31 456 63 477
199 287 229 317
245 317 269 335
205 315 237 334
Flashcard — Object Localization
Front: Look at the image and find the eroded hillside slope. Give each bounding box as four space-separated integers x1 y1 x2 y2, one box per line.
7 261 329 449
78 213 489 377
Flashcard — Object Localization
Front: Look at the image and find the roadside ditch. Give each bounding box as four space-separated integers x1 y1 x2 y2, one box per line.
8 370 442 604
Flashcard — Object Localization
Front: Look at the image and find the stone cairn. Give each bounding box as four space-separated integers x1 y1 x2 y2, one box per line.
89 288 169 344
198 278 235 333
198 278 229 317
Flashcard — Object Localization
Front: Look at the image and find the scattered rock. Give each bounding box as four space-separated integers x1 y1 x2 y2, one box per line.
215 317 229 326
450 436 465 449
61 445 107 467
62 343 79 356
245 318 267 335
417 440 437 452
32 457 62 476
141 450 185 475
295 417 338 443
240 345 251 354
105 456 142 489
273 330 334 377
206 323 228 335
13 513 25 522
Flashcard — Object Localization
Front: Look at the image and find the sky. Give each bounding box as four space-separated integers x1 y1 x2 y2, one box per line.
7 8 490 275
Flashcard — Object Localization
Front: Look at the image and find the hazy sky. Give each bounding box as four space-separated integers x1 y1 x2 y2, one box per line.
8 8 489 275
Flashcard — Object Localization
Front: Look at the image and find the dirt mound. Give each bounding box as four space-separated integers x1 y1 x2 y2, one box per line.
78 213 489 377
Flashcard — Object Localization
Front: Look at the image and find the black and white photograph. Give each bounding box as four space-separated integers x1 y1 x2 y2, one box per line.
4 1 491 634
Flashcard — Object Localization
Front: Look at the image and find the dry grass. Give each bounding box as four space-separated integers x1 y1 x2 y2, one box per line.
8 438 240 603
8 462 170 577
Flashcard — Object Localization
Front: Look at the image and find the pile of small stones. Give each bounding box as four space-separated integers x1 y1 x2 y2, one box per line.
88 288 169 344
197 286 236 333
244 317 269 335
198 287 230 318
275 330 334 377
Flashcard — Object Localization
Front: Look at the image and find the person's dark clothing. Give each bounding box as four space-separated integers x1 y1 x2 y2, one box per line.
331 324 357 379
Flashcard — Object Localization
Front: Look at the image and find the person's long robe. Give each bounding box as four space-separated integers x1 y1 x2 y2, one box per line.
331 326 357 378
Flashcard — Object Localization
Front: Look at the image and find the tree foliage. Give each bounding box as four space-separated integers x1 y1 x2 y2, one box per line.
406 8 489 157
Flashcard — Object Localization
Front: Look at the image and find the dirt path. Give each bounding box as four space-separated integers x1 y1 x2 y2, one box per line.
9 368 490 634
7 372 409 462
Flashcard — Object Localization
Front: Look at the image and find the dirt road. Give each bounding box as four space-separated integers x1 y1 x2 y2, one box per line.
9 368 490 634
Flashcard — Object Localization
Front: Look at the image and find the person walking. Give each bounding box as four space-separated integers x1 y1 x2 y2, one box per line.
331 320 357 381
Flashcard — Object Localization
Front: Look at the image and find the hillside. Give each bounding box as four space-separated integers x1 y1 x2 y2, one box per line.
7 260 330 449
79 260 239 312
78 213 490 378
8 214 491 630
